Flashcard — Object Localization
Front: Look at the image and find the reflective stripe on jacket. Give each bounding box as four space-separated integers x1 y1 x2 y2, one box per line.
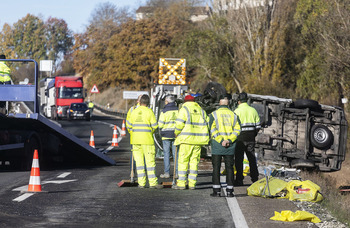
126 104 139 132
234 103 260 132
158 102 178 140
210 106 241 144
174 101 209 146
129 106 158 145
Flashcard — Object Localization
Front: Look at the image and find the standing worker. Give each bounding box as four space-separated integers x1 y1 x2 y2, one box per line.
158 95 178 179
209 94 241 197
0 55 11 85
87 100 94 118
128 94 162 189
0 54 12 115
234 92 261 186
173 95 210 190
126 94 142 175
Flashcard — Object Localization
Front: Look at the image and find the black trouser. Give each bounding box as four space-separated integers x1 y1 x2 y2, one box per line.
212 155 234 188
235 141 259 182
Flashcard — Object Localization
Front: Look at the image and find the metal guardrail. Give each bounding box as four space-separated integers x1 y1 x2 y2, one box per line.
94 103 127 119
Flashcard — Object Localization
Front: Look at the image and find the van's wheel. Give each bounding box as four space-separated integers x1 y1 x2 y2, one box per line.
22 133 42 171
310 124 333 149
291 159 315 168
293 99 320 110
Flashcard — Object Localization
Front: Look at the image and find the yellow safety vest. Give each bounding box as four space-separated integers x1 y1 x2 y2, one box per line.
158 108 178 140
129 106 158 145
210 107 241 143
234 103 261 132
0 62 11 84
174 101 209 146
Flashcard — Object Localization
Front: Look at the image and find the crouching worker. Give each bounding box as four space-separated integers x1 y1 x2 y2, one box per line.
129 94 163 189
209 94 241 197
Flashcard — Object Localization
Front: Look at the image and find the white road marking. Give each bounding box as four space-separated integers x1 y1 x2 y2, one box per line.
12 179 78 202
102 146 114 154
12 185 28 192
13 179 78 192
13 193 35 202
220 176 249 228
57 172 71 178
42 179 77 184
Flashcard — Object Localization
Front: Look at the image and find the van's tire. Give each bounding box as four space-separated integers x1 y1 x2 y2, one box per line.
291 159 315 168
293 99 320 110
310 124 333 149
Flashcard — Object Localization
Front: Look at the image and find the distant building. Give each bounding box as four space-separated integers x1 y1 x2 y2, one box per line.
213 0 272 11
136 5 211 22
136 7 154 20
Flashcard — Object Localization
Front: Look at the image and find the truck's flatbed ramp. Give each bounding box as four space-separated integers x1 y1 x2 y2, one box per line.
1 113 116 166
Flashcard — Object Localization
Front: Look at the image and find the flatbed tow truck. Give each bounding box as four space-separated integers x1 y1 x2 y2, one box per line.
0 59 115 170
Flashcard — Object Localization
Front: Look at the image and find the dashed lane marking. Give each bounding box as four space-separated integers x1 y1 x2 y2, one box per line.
57 172 71 178
220 176 249 228
102 146 114 154
12 179 78 202
13 193 35 202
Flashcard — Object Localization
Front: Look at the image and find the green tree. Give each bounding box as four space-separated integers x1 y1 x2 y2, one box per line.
73 2 131 89
294 0 350 106
0 14 74 73
46 17 73 69
12 14 46 60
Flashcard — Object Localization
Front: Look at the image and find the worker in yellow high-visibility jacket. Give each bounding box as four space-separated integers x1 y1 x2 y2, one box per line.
0 54 11 85
209 94 241 197
158 95 178 178
128 94 162 189
126 94 142 175
0 54 12 114
234 92 261 186
173 95 210 190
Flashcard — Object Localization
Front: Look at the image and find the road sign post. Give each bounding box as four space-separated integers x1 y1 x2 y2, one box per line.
90 84 100 101
123 91 149 112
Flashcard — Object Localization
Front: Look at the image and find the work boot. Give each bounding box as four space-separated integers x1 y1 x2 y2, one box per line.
226 189 235 197
149 184 163 189
160 173 170 178
138 185 145 189
210 188 221 197
172 185 186 190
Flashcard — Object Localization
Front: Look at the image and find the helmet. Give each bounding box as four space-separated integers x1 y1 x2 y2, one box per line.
238 92 248 102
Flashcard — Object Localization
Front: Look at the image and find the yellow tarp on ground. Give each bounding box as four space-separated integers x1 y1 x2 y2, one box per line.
283 180 324 202
270 210 321 223
247 179 324 202
247 177 287 197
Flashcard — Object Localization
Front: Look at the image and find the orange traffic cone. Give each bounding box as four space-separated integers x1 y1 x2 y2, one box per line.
89 130 95 148
111 125 119 147
121 120 126 137
28 149 42 192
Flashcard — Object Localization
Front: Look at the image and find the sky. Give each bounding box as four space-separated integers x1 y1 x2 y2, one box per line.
0 0 146 34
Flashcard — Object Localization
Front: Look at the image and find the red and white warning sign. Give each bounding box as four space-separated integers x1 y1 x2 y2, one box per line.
90 84 99 93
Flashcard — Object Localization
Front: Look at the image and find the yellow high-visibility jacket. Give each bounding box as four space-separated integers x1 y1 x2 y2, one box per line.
0 62 11 84
129 106 158 145
234 103 261 132
210 106 241 144
158 102 178 140
174 101 209 146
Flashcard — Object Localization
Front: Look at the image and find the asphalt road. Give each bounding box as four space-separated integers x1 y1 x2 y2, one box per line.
0 112 315 228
